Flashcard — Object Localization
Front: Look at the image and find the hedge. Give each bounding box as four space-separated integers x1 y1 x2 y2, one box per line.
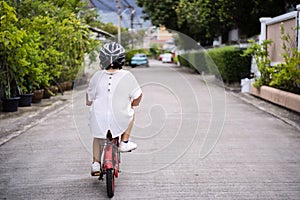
178 53 191 69
178 46 252 83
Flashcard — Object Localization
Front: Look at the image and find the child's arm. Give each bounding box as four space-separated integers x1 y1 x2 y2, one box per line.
86 93 93 106
131 93 142 107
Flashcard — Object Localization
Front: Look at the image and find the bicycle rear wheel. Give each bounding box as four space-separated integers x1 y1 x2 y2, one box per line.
106 169 115 198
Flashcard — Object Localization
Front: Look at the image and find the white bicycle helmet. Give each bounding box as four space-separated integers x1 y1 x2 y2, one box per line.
99 42 125 70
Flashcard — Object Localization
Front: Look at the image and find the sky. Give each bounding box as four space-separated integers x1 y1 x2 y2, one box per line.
91 0 151 29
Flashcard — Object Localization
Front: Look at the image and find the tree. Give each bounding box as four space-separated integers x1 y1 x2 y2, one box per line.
226 0 299 37
101 22 119 35
0 1 27 98
137 0 299 45
1 0 100 94
136 0 206 46
176 0 235 45
136 0 180 30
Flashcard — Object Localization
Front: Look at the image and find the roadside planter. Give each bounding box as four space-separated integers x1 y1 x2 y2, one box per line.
2 97 20 112
50 86 58 94
66 81 73 91
19 93 33 107
250 85 300 113
59 82 68 92
32 89 44 103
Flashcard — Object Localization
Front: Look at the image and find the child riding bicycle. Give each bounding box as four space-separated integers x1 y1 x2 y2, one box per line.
86 42 142 175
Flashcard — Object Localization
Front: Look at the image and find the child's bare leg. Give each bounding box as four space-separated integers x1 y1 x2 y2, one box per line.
121 116 135 142
93 138 104 163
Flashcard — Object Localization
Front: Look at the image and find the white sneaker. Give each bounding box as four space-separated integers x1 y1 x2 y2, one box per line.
119 141 137 152
91 162 100 176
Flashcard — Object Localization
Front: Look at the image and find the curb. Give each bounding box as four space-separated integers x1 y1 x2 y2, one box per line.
195 73 300 131
230 91 300 131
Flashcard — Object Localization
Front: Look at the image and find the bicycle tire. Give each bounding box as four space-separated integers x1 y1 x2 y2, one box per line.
106 169 114 198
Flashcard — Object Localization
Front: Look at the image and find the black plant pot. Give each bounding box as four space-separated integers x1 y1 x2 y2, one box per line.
2 97 20 112
19 93 33 107
71 80 76 90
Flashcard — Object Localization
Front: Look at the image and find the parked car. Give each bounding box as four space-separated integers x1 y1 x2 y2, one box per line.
162 53 173 63
130 53 149 67
158 54 163 61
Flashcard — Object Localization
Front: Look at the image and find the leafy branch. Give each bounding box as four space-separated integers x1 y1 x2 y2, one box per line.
243 39 272 88
243 24 300 94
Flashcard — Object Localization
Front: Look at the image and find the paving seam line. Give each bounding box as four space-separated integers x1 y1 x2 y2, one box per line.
0 100 71 146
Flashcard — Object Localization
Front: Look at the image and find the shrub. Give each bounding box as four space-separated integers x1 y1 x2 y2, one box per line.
243 39 272 88
178 46 252 83
0 1 28 98
208 47 252 83
178 54 191 68
173 55 178 64
1 0 100 95
243 24 300 94
269 25 300 94
189 51 209 74
149 43 163 59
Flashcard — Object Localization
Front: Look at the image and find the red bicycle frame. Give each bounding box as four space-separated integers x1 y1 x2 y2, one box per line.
102 136 120 178
98 131 120 198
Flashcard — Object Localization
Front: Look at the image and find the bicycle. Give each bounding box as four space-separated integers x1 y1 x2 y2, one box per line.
98 131 120 198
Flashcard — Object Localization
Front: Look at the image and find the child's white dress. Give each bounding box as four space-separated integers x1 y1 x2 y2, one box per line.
87 69 142 138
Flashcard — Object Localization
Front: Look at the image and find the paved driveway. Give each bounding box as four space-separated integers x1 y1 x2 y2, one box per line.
1 60 299 199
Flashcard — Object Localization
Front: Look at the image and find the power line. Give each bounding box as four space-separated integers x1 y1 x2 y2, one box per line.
135 16 143 28
123 0 131 7
88 0 97 8
116 0 135 30
121 0 128 8
96 0 117 12
121 16 130 27
94 0 142 30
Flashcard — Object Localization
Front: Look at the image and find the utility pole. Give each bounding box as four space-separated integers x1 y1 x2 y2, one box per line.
130 7 135 49
130 6 135 31
117 0 121 43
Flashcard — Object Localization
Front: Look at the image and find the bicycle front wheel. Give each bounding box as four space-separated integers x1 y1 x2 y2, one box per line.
106 169 115 198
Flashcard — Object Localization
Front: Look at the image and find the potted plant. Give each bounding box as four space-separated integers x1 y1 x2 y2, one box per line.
17 18 52 104
18 93 33 107
0 82 20 112
0 2 27 112
31 89 44 103
16 77 33 107
49 85 59 96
